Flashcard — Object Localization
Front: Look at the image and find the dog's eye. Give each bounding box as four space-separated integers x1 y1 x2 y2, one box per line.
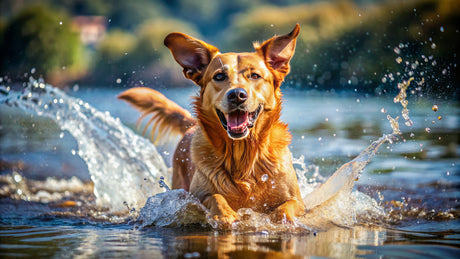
250 73 261 80
213 73 227 81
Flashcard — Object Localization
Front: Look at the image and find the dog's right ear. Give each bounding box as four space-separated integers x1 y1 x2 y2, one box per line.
164 33 219 85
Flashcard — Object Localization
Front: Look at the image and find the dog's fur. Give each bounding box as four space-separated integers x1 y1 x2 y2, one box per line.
119 24 305 225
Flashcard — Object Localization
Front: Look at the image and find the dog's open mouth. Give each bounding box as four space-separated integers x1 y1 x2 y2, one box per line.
216 105 262 139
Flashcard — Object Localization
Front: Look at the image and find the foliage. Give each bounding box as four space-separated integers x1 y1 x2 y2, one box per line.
92 18 201 86
0 5 85 84
224 0 459 96
0 0 458 96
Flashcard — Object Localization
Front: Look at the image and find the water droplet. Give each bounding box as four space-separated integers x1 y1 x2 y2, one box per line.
438 116 442 120
59 21 63 25
261 174 268 182
395 57 403 64
425 127 431 133
431 43 436 49
31 68 36 74
432 105 438 112
318 137 322 141
393 47 401 54
387 115 401 135
116 78 122 84
59 132 65 139
71 149 76 155
380 108 386 113
13 173 22 183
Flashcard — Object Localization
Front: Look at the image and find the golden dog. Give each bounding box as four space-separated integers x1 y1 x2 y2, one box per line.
119 24 305 226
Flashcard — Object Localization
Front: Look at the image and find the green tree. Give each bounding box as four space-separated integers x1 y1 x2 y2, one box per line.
92 18 201 86
0 5 85 83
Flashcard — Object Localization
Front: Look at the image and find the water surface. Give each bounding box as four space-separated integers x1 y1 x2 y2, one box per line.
0 82 459 257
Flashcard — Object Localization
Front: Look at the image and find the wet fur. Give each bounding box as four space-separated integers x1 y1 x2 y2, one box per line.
119 24 305 226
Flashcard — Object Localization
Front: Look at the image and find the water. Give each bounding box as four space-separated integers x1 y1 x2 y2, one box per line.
1 78 168 213
1 79 459 257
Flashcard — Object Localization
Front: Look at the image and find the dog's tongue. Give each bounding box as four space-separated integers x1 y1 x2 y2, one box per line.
227 110 248 133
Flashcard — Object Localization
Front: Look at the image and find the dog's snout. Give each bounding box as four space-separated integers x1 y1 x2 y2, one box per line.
227 88 248 105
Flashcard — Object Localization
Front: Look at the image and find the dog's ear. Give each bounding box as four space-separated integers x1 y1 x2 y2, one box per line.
256 24 300 85
164 33 219 85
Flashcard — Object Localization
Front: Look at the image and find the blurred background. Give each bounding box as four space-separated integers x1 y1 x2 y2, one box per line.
0 0 458 96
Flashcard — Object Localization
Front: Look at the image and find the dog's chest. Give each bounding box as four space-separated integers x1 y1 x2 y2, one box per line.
229 177 291 213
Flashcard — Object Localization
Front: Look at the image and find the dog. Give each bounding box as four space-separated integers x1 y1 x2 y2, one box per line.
119 24 305 226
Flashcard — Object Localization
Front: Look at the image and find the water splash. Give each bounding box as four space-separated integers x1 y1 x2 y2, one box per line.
0 78 398 231
386 115 401 135
138 189 208 228
302 134 394 211
393 77 414 127
0 78 168 212
139 134 394 231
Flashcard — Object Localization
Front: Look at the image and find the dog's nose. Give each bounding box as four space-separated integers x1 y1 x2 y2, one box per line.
227 88 248 105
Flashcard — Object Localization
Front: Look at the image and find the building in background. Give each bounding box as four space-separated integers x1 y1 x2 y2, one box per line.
72 16 107 46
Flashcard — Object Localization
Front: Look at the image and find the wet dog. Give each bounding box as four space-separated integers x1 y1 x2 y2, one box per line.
119 24 305 226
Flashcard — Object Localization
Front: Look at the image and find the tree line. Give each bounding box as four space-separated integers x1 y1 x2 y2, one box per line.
0 0 458 97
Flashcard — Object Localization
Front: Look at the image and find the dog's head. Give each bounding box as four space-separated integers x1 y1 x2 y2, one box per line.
165 25 300 140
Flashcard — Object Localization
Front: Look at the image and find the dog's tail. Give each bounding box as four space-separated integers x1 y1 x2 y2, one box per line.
118 87 196 144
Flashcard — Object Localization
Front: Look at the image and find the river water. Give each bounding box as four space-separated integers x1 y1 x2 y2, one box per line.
0 80 458 258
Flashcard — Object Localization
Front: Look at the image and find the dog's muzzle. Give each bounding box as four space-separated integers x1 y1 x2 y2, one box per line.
216 104 262 140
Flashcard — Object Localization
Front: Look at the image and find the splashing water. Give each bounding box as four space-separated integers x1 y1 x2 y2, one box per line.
1 78 401 232
137 134 394 231
0 78 168 212
393 77 414 127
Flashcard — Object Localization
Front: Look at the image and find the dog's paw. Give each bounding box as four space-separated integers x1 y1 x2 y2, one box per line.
271 209 295 224
211 210 238 229
270 200 304 224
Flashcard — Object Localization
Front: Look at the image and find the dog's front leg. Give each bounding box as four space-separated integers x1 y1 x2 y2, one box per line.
271 199 305 223
203 194 238 226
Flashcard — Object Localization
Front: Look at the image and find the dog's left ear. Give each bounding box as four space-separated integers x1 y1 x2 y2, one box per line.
164 33 220 85
256 24 300 85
